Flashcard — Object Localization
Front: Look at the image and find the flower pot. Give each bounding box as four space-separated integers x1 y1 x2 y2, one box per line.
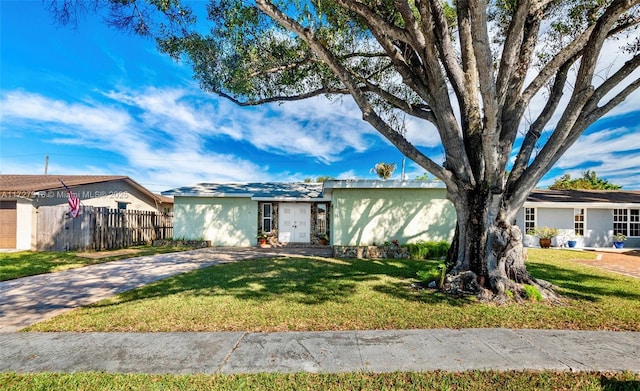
258 238 267 246
567 240 577 248
539 238 552 248
319 239 328 245
613 241 624 249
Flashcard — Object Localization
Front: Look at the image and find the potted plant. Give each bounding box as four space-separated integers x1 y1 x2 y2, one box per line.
527 226 559 249
613 232 626 249
257 232 268 246
317 233 329 245
566 232 580 248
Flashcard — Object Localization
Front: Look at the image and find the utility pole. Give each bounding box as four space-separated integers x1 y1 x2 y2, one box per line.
44 155 49 175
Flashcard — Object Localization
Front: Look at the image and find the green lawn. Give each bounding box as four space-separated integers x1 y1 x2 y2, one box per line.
25 249 640 332
0 245 201 282
2 370 639 391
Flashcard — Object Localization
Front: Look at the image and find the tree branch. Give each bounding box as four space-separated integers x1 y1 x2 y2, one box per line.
587 75 640 123
584 53 640 119
496 0 532 104
515 0 639 197
361 80 437 123
248 56 315 78
508 60 571 185
217 87 350 106
424 0 466 105
333 0 412 43
254 0 452 183
520 25 595 107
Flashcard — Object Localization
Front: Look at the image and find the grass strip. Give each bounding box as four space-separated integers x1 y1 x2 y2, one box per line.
2 370 639 391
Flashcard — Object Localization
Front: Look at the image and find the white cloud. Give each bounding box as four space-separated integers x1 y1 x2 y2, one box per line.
404 119 441 147
0 89 275 192
1 91 130 134
551 124 640 189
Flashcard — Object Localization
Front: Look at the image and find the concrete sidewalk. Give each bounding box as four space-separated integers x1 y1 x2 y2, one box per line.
1 329 639 374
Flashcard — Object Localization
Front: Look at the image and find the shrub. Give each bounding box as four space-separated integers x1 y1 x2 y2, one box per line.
416 263 446 288
416 270 438 283
522 284 543 301
404 241 450 260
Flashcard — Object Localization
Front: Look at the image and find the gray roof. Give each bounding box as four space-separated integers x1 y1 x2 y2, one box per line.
527 189 640 204
162 182 326 200
163 182 640 204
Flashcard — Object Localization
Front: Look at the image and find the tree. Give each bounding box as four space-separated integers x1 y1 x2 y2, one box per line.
51 0 640 301
371 162 397 179
550 170 622 190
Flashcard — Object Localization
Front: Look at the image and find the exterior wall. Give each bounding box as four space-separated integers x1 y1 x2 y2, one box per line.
524 208 574 247
33 181 160 212
585 209 615 247
15 198 33 250
519 206 640 248
330 187 455 246
174 196 257 246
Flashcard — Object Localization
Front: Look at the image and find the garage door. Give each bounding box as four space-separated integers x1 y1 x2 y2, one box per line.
0 201 17 248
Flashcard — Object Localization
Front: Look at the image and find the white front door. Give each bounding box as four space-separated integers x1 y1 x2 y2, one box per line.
278 203 311 243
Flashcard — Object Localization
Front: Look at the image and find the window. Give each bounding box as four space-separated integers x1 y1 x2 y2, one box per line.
574 208 584 236
614 208 640 237
262 203 272 232
524 208 535 234
317 204 327 233
631 209 640 237
117 202 128 210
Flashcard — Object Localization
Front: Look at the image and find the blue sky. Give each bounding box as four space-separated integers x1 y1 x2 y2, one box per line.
1 1 639 193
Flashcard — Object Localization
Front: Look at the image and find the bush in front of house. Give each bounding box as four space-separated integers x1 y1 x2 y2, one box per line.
403 241 450 260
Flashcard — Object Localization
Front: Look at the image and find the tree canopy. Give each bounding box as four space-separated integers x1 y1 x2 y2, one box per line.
549 170 623 190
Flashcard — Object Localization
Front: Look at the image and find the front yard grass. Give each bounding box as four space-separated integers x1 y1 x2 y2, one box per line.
0 245 201 282
2 370 639 391
25 249 640 332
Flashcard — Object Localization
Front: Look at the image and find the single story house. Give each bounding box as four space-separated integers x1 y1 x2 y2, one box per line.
164 180 639 249
163 180 456 247
0 175 173 250
518 189 640 248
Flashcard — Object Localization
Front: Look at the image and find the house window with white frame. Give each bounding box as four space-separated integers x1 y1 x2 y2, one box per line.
262 203 272 232
524 207 535 234
631 209 640 237
316 203 327 233
574 208 584 236
613 208 640 237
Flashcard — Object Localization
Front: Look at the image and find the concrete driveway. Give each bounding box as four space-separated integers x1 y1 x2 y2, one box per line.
0 247 331 332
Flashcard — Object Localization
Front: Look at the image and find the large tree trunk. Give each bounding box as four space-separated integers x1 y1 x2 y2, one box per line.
445 186 559 303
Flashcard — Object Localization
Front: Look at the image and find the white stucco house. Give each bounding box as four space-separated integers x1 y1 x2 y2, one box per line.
163 180 455 247
517 189 640 248
0 175 173 250
164 180 639 249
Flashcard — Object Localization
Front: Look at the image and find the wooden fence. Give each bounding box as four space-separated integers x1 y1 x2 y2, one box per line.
36 205 173 251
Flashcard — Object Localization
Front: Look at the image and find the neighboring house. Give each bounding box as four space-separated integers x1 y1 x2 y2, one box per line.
0 175 173 250
165 180 639 249
163 180 456 247
517 189 640 248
